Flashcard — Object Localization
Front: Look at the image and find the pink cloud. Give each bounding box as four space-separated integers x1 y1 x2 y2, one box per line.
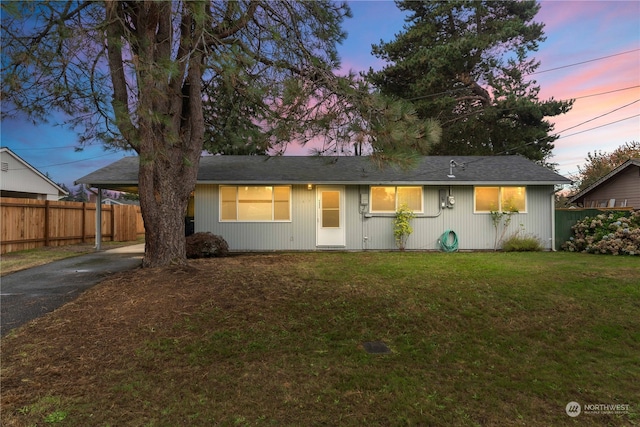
538 1 637 33
538 54 640 101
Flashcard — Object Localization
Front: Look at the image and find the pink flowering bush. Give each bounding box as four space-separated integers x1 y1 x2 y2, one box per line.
562 210 640 255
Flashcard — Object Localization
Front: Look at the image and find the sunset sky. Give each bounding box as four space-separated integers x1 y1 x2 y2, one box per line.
2 1 639 188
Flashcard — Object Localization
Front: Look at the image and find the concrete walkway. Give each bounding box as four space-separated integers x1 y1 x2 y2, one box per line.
1 244 144 337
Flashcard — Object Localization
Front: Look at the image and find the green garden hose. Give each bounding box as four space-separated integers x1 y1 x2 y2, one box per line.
439 230 458 252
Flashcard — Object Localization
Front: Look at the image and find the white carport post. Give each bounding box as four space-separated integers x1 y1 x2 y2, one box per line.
95 188 102 251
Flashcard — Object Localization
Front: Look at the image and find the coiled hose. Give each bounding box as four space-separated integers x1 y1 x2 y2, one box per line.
439 229 458 252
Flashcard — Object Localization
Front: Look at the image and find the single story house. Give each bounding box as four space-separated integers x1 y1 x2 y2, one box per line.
569 158 640 208
76 155 571 251
1 147 68 200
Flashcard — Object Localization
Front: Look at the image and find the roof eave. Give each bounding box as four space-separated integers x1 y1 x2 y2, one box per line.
569 159 640 203
196 180 569 186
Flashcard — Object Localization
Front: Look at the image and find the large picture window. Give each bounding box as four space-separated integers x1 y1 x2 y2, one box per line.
474 186 526 213
370 186 423 213
220 186 291 221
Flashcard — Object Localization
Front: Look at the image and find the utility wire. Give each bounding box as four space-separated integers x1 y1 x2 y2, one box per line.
526 48 640 76
7 151 120 172
572 85 639 100
556 114 640 140
406 48 640 102
9 144 81 150
439 110 639 175
407 83 638 103
554 99 640 135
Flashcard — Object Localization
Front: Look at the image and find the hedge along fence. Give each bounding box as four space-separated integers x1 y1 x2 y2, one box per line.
0 197 144 254
555 207 634 250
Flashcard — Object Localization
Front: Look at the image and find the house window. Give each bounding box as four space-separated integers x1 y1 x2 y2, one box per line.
370 186 423 213
220 185 291 222
474 186 526 213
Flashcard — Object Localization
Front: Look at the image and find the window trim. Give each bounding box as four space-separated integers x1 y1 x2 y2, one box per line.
473 186 527 213
369 186 424 213
219 185 292 222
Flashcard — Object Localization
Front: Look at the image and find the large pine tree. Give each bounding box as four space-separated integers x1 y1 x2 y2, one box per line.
2 1 440 266
368 0 573 164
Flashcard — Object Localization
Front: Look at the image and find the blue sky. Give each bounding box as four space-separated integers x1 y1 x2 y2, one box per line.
1 1 639 188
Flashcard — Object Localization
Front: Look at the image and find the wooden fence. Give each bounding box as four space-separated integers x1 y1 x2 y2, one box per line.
1 197 144 254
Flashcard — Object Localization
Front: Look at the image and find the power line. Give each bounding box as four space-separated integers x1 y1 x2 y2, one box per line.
406 83 639 103
456 111 639 165
554 99 640 135
556 114 640 140
36 152 120 169
9 144 81 150
8 152 120 172
405 48 640 102
527 48 640 76
572 85 639 101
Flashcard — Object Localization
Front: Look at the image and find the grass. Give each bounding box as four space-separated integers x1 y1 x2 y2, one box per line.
1 251 639 426
0 238 144 276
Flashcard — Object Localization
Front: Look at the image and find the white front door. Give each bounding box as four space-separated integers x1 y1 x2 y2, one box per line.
316 185 345 247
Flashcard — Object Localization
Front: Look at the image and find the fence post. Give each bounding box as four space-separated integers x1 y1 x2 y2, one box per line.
111 204 116 241
44 200 50 247
95 191 102 250
82 202 87 243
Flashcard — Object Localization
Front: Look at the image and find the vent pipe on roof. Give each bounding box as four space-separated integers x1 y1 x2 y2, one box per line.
448 160 466 178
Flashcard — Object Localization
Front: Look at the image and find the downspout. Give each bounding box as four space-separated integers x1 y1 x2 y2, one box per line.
360 185 369 250
550 189 556 251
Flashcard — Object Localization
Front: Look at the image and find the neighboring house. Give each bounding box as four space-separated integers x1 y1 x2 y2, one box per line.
76 155 570 251
569 158 640 208
0 147 68 200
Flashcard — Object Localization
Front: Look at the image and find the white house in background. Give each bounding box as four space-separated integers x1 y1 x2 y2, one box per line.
77 155 571 251
0 147 68 200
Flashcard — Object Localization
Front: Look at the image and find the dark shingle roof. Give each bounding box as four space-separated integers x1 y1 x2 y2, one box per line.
76 155 570 188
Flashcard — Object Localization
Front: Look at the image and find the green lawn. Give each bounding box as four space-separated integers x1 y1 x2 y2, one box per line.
1 252 638 426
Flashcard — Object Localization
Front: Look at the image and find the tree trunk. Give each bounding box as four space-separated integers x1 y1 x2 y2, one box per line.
138 151 199 268
136 68 204 267
104 2 206 268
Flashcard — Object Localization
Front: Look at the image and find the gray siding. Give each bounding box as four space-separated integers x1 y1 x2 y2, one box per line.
195 184 316 250
195 184 556 251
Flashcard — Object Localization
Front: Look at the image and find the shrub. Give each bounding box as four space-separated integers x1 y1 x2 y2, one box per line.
490 209 518 251
562 210 640 255
186 232 229 258
502 232 543 252
394 204 415 250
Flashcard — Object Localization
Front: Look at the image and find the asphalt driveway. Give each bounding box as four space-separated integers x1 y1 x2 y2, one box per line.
1 244 144 337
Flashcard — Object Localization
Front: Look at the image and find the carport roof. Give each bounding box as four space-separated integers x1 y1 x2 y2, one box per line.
76 155 571 190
